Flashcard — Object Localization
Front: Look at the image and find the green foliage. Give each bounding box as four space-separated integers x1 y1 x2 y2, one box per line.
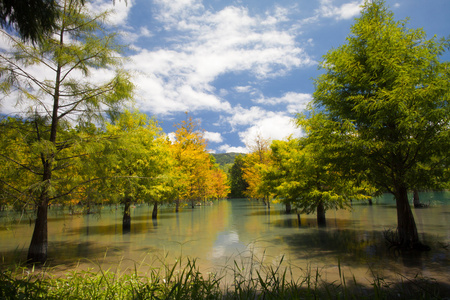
0 0 133 263
0 256 444 299
102 110 173 205
311 0 449 248
263 117 374 219
0 0 60 43
228 155 248 198
313 0 449 194
212 153 241 167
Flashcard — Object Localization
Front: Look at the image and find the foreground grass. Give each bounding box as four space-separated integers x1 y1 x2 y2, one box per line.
0 257 446 300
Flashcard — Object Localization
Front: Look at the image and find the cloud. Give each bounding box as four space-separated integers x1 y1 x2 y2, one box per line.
204 131 223 143
238 113 301 148
318 0 364 20
126 3 313 116
87 0 132 26
218 144 249 154
120 26 153 44
254 92 312 114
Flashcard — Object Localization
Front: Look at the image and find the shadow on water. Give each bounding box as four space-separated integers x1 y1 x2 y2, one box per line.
278 227 449 274
0 241 137 269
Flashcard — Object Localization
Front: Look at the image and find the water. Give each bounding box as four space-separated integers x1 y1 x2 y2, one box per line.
0 192 449 284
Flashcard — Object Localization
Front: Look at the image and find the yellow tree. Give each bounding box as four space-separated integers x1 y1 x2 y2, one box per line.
170 115 214 209
207 167 230 200
242 135 272 207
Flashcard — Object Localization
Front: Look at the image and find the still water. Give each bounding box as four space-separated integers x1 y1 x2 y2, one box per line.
0 192 449 284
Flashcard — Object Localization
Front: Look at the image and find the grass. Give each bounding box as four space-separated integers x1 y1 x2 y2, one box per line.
0 255 446 300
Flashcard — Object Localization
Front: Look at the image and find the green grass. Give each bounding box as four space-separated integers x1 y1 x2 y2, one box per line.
0 256 445 300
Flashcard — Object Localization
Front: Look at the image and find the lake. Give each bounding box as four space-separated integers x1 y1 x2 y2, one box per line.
0 192 449 286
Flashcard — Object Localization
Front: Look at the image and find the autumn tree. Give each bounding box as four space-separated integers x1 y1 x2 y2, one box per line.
0 0 133 263
312 0 449 249
242 135 272 207
170 115 214 209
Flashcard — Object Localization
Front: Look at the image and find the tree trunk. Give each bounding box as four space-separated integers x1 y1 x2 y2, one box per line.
368 198 373 206
317 200 326 227
285 202 291 214
394 186 429 250
175 198 180 213
123 197 131 234
413 189 425 208
191 199 195 209
27 200 48 264
152 202 158 220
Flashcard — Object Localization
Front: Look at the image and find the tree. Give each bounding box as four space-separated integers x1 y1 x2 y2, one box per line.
0 0 60 43
0 0 133 263
0 0 123 43
104 110 172 230
262 139 301 214
242 135 272 207
170 115 215 209
312 0 449 249
228 155 248 198
295 113 375 226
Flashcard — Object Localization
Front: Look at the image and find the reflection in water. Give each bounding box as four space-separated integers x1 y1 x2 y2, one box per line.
0 193 449 284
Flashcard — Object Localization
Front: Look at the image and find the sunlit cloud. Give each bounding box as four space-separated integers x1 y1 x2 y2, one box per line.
317 0 364 20
204 131 224 143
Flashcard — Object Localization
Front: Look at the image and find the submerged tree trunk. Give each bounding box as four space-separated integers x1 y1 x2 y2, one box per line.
394 186 429 250
123 197 131 234
27 199 48 264
285 202 291 214
152 202 158 219
317 200 326 227
413 189 426 208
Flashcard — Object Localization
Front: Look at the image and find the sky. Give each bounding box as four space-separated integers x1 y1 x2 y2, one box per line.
2 0 450 153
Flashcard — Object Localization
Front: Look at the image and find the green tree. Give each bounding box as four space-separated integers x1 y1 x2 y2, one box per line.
312 0 449 249
104 110 172 230
0 0 133 263
0 0 59 43
296 113 374 226
229 155 248 198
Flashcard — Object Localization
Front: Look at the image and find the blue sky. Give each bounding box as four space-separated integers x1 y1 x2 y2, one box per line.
3 0 449 153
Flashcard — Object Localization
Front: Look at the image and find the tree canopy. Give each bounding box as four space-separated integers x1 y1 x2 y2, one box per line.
312 0 449 249
0 0 133 263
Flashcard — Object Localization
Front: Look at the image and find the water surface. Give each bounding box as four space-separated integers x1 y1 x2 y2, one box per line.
1 192 449 285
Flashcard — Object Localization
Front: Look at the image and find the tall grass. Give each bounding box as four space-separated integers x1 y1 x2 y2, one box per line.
0 255 444 299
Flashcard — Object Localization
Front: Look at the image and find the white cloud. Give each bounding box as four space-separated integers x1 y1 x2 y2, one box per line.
126 3 313 116
238 113 301 148
204 131 223 143
120 26 153 44
254 92 312 114
218 144 249 154
318 0 364 20
228 106 267 128
0 30 16 51
87 0 132 26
